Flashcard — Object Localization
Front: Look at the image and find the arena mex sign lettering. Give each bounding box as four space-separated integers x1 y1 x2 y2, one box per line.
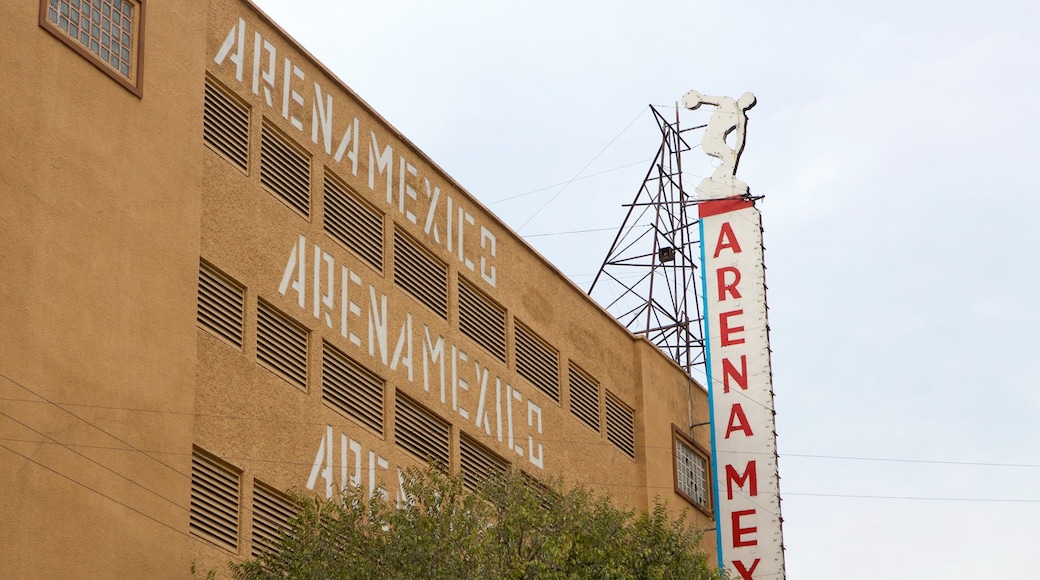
213 16 499 290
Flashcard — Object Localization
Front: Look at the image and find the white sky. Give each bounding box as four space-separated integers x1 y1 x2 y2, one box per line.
250 1 1040 577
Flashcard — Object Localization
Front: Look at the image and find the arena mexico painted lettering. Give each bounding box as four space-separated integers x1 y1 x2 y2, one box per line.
207 16 526 501
699 198 785 579
275 234 546 496
212 16 499 290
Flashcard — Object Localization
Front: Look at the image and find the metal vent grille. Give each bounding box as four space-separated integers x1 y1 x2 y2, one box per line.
257 299 308 390
324 170 383 271
322 341 384 435
458 277 506 362
515 322 559 402
605 393 635 458
394 391 450 466
393 229 447 319
568 363 600 432
459 433 508 491
521 471 554 511
260 119 311 217
252 480 297 558
203 78 250 172
197 260 245 349
190 448 240 552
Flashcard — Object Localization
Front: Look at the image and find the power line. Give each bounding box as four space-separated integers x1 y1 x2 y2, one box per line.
0 443 194 539
516 107 649 233
487 158 654 206
7 367 1040 509
0 409 185 510
783 453 1040 469
0 374 189 481
783 492 1040 504
5 385 1040 472
523 224 650 239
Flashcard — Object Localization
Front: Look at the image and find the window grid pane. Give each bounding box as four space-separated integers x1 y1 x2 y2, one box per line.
46 0 138 81
676 438 708 508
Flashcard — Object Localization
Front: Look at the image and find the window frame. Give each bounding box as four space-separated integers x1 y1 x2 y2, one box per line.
672 425 713 516
38 0 146 97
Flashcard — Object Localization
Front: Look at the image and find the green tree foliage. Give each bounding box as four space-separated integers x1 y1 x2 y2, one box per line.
232 467 722 580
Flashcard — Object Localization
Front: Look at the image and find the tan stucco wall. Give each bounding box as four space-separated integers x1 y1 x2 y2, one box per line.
0 1 208 578
1 0 714 576
193 1 715 571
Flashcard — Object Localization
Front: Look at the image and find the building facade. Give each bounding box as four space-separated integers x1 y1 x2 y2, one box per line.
0 1 715 577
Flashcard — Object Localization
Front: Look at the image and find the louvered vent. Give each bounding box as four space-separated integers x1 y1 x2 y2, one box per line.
257 299 308 390
252 480 297 558
522 471 554 511
605 393 635 458
515 322 559 402
394 391 450 466
393 229 447 319
203 77 250 172
322 341 384 435
458 277 506 361
197 260 245 349
190 448 240 552
568 363 600 432
324 170 383 271
459 433 508 491
260 119 311 217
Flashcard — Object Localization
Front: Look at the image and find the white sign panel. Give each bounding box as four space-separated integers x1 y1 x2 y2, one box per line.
686 90 785 579
700 200 784 579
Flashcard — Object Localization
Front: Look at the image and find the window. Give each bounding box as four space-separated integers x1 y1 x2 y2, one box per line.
40 0 145 96
674 429 710 512
190 447 241 552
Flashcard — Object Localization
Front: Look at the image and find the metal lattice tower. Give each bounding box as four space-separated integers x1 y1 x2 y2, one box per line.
588 105 706 380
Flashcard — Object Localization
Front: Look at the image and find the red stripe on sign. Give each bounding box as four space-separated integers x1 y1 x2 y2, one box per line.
699 197 753 218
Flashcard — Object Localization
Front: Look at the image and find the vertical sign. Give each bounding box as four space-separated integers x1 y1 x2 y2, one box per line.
699 199 784 579
685 90 785 579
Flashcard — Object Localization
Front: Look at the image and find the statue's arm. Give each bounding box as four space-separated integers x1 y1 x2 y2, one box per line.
681 90 723 110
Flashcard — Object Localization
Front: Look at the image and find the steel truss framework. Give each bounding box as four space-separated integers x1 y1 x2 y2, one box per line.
588 106 707 380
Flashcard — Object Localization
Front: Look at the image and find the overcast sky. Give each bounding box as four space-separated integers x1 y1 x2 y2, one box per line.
250 1 1040 577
